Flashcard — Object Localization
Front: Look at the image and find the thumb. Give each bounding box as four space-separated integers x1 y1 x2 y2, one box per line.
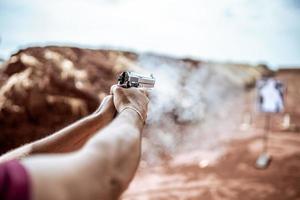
110 85 118 95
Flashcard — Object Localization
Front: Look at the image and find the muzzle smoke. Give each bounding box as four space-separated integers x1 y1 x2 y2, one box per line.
137 54 249 165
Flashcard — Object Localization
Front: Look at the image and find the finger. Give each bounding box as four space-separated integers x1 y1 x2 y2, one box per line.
110 85 118 95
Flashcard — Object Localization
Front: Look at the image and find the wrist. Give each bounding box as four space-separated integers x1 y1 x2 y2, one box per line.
120 106 145 122
120 108 145 131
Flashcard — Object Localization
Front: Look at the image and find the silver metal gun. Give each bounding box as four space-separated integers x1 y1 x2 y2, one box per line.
117 71 155 88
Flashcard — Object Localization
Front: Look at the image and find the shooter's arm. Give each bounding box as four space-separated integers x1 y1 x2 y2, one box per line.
0 96 116 163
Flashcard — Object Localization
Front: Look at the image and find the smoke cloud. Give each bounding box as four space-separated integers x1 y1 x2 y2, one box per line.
137 54 250 166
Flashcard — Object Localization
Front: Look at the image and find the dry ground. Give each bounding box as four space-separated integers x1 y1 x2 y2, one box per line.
123 70 300 200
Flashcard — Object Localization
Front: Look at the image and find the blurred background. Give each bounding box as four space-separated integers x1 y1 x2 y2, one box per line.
0 0 300 199
1 0 300 67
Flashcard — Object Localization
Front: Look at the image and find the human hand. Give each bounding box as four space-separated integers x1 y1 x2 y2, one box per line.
110 85 149 122
93 95 116 115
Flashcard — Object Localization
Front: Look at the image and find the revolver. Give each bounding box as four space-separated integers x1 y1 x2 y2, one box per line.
117 71 155 88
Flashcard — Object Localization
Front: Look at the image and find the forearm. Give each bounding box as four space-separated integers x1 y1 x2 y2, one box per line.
0 96 116 163
0 114 109 163
81 109 144 198
21 109 144 200
32 105 116 154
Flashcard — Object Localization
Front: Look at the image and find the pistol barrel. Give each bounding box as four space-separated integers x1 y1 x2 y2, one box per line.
118 71 155 88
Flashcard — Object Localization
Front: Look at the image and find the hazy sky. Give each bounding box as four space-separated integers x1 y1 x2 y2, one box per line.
0 0 300 68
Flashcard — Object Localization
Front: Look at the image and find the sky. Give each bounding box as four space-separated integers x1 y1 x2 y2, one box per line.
0 0 300 69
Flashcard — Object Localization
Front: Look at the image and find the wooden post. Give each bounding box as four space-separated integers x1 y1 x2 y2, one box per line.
263 113 270 153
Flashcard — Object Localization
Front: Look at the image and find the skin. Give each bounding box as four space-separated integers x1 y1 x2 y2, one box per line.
0 95 116 163
0 85 149 200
